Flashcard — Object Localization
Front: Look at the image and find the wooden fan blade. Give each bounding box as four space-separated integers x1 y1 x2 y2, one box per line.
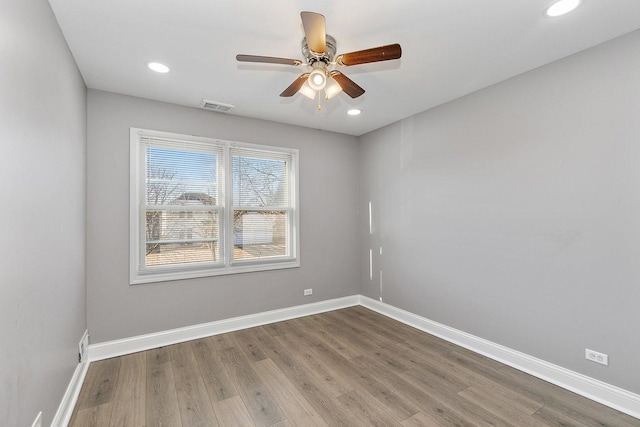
336 44 402 66
330 71 365 98
280 73 311 97
236 54 303 66
301 11 326 53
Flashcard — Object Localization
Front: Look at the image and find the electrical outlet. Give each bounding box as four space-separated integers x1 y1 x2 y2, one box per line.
31 411 42 427
585 348 608 366
303 288 312 296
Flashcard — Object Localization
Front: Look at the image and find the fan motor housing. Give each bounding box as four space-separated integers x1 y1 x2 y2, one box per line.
302 35 336 65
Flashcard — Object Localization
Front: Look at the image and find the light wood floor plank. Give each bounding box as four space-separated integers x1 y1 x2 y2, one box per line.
274 324 356 397
400 411 472 427
146 347 182 427
219 346 285 427
350 354 477 426
532 405 591 427
365 327 467 393
296 315 364 360
191 337 238 402
350 306 458 355
108 352 146 427
337 389 403 426
70 403 113 427
210 331 236 350
461 382 544 416
457 386 545 427
319 311 411 375
400 369 488 425
232 328 268 363
69 357 120 425
248 326 368 427
409 348 502 391
76 357 121 410
169 343 219 427
342 356 420 422
497 364 640 427
260 320 294 337
281 321 418 423
395 348 470 393
337 307 406 343
212 395 255 426
253 358 328 427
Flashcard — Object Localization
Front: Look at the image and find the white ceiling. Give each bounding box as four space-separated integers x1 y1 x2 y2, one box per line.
48 0 640 136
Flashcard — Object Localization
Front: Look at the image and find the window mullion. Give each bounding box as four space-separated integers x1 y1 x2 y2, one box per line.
138 144 147 270
224 143 234 267
217 143 226 266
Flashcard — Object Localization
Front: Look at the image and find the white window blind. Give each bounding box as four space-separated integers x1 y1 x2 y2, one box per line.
130 129 299 284
231 147 292 262
139 135 223 270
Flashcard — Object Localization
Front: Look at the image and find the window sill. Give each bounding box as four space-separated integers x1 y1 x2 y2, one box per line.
130 258 300 285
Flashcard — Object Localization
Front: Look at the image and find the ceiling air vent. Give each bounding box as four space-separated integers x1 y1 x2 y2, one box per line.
200 99 235 113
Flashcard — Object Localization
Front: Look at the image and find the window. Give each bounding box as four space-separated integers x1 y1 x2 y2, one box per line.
130 128 299 284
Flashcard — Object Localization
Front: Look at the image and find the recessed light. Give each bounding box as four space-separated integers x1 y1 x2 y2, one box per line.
147 62 170 73
545 0 581 17
347 109 361 116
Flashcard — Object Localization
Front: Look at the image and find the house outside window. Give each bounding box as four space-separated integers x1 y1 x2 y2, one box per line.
130 128 299 284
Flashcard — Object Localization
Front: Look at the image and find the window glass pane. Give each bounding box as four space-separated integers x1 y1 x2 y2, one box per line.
232 155 287 207
146 210 220 266
233 210 288 260
146 242 219 266
146 147 217 206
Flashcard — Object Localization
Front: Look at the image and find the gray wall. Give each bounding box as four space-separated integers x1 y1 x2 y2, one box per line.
87 90 359 343
0 0 87 425
359 30 640 394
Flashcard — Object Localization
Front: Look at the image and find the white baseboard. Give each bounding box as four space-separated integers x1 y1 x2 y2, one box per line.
89 295 360 362
50 357 89 427
359 295 640 420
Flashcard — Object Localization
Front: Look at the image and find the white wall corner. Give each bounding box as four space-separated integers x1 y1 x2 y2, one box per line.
358 295 640 420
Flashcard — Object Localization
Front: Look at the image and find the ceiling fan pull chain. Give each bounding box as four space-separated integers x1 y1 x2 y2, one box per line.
317 90 322 110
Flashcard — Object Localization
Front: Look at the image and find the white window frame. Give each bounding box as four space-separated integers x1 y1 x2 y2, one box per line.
130 128 300 284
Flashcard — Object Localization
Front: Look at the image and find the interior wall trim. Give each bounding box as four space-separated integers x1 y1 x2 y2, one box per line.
88 295 360 362
359 296 640 420
51 356 90 427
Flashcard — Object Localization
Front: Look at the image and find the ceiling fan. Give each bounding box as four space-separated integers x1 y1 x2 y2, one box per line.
236 11 402 105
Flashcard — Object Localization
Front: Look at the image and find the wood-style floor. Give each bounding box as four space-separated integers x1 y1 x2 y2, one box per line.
69 306 639 426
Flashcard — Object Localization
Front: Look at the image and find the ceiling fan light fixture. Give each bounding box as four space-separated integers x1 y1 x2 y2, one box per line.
324 77 342 99
299 82 316 99
308 67 327 91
